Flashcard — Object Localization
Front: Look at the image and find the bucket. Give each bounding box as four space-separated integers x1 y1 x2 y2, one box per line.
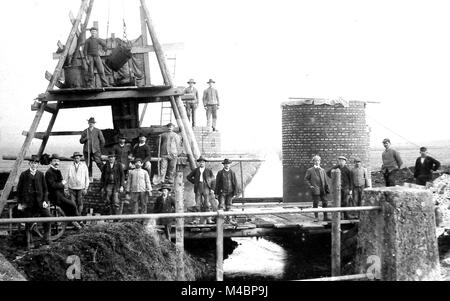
64 66 86 88
106 45 133 72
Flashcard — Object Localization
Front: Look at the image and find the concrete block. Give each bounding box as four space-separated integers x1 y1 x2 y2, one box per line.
356 187 441 280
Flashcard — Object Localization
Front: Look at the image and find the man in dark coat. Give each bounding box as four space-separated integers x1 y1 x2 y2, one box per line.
327 156 353 220
113 136 132 177
132 133 152 177
80 117 105 179
215 159 238 223
101 153 125 215
187 156 216 224
414 147 441 186
304 155 330 222
16 155 52 244
154 185 176 239
45 154 81 229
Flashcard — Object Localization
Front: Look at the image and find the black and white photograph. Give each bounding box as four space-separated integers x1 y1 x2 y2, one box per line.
0 0 450 290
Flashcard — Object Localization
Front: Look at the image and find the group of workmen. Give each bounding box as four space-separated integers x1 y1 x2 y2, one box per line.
305 138 441 222
13 117 237 244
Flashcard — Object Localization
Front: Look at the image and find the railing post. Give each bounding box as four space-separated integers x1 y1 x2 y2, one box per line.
174 169 185 281
216 210 224 281
331 169 341 277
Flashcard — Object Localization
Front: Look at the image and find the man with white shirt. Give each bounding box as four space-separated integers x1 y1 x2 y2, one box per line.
304 155 330 222
187 156 216 224
414 147 440 186
202 79 220 132
66 152 90 215
126 158 152 214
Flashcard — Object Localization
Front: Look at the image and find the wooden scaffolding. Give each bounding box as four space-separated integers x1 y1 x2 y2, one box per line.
0 0 201 213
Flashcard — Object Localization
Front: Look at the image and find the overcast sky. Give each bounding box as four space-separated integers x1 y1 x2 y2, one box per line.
1 0 450 156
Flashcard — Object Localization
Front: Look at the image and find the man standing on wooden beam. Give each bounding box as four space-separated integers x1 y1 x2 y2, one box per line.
80 117 105 181
203 79 220 132
84 27 110 88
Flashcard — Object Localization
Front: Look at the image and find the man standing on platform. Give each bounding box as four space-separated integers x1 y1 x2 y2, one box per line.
184 79 199 127
187 156 216 225
16 155 52 245
132 133 152 178
304 155 330 222
381 138 404 187
154 185 176 239
126 158 152 214
158 123 182 185
203 79 220 132
45 154 81 229
80 117 105 181
215 159 238 224
84 27 110 88
414 147 441 186
101 153 125 215
350 158 370 207
327 156 352 220
113 136 132 178
66 152 90 215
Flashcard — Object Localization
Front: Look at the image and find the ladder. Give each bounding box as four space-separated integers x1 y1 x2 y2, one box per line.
159 55 177 126
0 0 93 214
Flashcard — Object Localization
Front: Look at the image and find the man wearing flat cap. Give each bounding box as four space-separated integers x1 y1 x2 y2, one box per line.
327 156 353 219
215 159 238 223
126 157 152 214
381 138 403 187
414 147 440 186
202 79 220 132
16 155 52 244
183 79 199 127
351 158 370 208
83 27 110 88
66 152 90 215
158 123 182 185
101 153 125 215
80 117 105 180
187 156 216 224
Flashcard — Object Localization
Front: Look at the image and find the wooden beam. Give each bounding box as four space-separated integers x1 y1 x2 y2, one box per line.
175 171 185 281
331 169 341 277
52 43 184 60
44 87 184 103
57 40 64 52
139 6 152 126
45 71 64 89
216 211 224 281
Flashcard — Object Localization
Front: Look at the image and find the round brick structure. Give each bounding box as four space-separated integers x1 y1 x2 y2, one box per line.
282 99 370 202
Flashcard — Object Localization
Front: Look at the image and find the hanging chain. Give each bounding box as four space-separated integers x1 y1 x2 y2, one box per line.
122 19 128 42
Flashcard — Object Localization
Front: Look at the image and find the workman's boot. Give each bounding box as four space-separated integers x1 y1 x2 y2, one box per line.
323 213 330 222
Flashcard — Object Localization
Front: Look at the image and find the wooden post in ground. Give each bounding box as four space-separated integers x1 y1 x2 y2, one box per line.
174 169 185 280
239 161 245 198
216 210 224 281
331 169 341 277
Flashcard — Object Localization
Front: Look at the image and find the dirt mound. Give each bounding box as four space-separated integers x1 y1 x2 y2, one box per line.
13 222 209 281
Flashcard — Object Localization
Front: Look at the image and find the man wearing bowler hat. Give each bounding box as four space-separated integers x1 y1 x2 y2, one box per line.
45 154 82 229
16 155 52 245
113 136 132 178
80 117 105 180
187 156 216 224
154 185 176 239
183 79 199 127
215 159 238 223
66 152 90 215
327 156 353 219
202 79 220 132
158 123 182 185
101 153 125 215
132 133 152 178
84 26 110 88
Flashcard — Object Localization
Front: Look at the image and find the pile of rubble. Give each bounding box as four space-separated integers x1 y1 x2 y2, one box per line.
426 174 450 236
